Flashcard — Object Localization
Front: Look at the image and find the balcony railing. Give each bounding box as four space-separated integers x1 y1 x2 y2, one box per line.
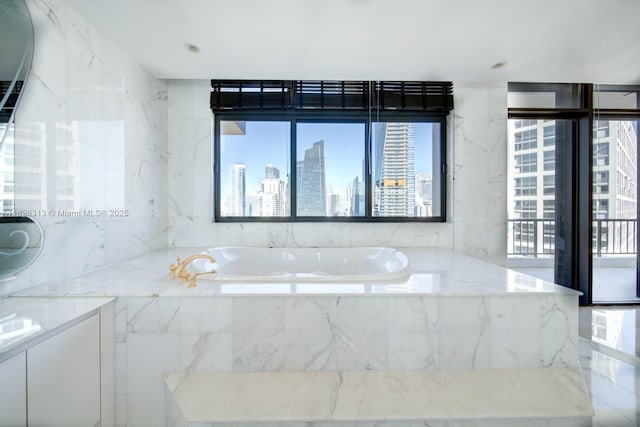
508 218 637 257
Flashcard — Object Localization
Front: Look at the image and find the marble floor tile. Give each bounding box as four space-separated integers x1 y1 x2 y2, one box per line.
578 305 640 427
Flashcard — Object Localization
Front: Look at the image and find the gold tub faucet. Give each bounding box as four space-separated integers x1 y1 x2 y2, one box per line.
169 254 217 287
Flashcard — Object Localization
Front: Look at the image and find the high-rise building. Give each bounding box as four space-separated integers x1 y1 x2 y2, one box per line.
297 140 326 216
508 119 638 255
373 123 415 216
264 163 280 180
415 172 433 217
258 164 287 216
593 120 638 220
231 163 246 216
350 176 365 216
328 191 345 216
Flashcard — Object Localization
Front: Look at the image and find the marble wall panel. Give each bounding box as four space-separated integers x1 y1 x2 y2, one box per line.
166 80 507 264
2 0 168 297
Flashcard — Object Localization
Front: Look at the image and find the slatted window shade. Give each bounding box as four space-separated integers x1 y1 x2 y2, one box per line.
211 80 453 113
294 81 370 110
210 80 293 110
374 81 454 111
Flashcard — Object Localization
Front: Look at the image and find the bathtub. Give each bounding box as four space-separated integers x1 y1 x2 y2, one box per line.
187 246 411 282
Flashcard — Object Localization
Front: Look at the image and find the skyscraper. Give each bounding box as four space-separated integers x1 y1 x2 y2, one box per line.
231 163 246 216
258 163 287 216
264 163 280 180
415 172 433 216
373 123 415 216
297 140 326 216
350 176 365 216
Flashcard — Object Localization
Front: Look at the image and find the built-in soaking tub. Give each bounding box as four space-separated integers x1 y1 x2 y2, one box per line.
187 246 412 282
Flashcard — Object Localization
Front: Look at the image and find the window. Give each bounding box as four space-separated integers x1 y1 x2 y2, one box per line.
372 122 441 217
543 174 555 195
514 176 537 196
514 152 537 174
219 121 290 217
543 124 555 147
593 170 609 194
212 80 452 222
514 119 537 129
514 200 536 218
543 150 555 171
514 129 537 151
543 200 555 219
296 122 364 217
593 199 609 219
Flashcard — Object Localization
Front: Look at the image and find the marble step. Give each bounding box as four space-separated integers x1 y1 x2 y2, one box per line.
164 368 593 427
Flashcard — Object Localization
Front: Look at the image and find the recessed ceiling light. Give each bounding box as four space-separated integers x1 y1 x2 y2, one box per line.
185 43 200 53
491 61 507 70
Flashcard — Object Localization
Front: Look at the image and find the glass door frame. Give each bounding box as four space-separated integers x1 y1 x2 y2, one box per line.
508 82 593 305
591 113 640 302
508 83 640 305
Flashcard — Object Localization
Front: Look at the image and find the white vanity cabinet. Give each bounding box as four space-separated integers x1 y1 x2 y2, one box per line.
0 352 27 427
27 314 101 427
0 297 114 427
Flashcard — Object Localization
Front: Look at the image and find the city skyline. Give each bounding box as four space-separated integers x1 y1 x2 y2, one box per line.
219 120 438 217
219 121 435 190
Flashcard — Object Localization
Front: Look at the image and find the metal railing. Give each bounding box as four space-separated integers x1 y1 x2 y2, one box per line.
508 218 637 256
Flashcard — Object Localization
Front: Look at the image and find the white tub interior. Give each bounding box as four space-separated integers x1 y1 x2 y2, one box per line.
188 246 412 282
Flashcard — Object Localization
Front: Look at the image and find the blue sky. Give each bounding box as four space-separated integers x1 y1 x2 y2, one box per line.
220 121 435 195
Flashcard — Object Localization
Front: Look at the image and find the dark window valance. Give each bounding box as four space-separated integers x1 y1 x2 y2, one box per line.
210 80 454 113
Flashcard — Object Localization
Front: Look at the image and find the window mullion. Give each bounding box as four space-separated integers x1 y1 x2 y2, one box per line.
290 117 297 219
365 118 372 219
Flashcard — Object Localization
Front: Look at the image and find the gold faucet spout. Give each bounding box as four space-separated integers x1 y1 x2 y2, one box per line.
169 254 217 284
187 270 218 288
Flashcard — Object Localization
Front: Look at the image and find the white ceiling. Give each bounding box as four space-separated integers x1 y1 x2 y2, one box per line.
67 0 640 84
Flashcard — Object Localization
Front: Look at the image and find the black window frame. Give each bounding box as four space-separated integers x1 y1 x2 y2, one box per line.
212 80 451 223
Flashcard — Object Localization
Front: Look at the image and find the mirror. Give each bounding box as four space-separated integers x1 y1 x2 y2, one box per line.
0 0 34 148
0 217 44 280
0 1 41 280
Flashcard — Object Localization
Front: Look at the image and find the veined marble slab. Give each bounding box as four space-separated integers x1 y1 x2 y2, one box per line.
15 248 580 297
0 296 115 361
165 368 593 423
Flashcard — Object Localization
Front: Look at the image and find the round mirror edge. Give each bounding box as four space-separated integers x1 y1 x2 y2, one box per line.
0 0 36 148
0 216 45 281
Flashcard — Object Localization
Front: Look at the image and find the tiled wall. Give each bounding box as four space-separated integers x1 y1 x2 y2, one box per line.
2 0 168 296
167 80 507 265
5 0 509 294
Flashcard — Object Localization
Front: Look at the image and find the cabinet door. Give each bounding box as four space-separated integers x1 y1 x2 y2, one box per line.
0 352 26 427
27 314 100 427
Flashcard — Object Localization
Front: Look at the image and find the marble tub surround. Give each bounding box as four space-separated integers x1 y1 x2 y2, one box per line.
0 296 114 361
14 248 582 427
165 369 592 426
15 247 578 297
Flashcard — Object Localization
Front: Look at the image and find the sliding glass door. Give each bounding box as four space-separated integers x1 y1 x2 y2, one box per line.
507 118 576 290
592 119 639 303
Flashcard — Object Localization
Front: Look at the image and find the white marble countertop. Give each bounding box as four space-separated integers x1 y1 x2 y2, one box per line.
13 248 580 297
0 296 114 361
